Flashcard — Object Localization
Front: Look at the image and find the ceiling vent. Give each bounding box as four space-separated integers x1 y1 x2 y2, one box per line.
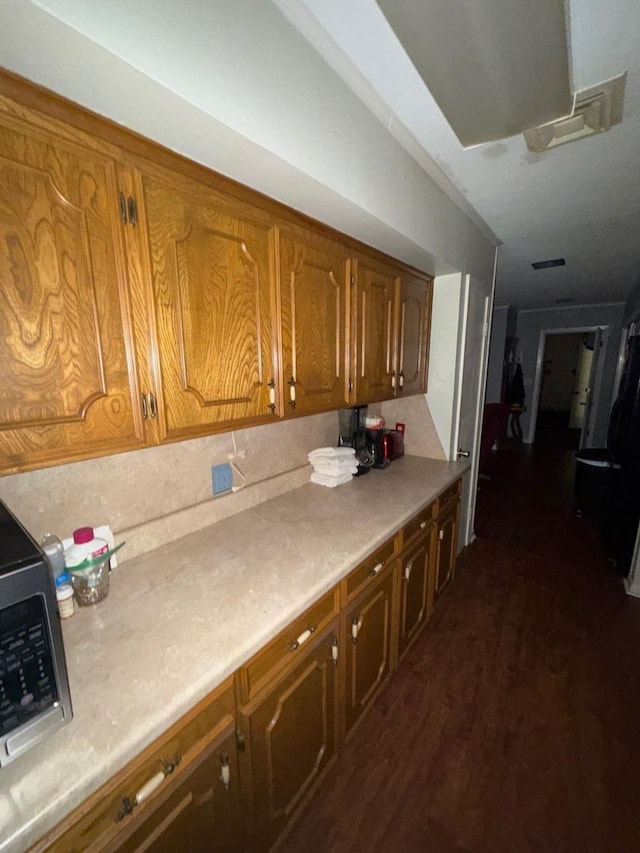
532 258 565 270
523 73 626 153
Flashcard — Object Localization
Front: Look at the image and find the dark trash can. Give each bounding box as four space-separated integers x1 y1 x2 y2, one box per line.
574 449 620 523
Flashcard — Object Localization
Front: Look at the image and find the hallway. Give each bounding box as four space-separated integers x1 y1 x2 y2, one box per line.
282 443 640 852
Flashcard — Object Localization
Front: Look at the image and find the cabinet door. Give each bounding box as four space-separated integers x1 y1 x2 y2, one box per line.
239 628 339 852
396 273 431 396
278 227 350 414
343 566 395 737
435 505 459 603
351 256 399 404
398 525 436 659
138 167 279 441
111 728 243 853
0 103 144 474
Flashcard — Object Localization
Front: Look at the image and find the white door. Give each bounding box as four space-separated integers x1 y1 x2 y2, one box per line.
455 277 491 550
569 336 594 429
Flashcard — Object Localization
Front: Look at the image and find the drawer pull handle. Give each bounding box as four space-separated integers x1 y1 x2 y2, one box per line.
268 378 276 413
419 521 428 530
289 624 316 652
148 392 157 419
288 376 296 408
141 392 148 420
135 771 165 804
404 560 413 583
399 371 404 389
219 753 230 790
439 529 444 541
369 561 384 577
331 636 338 664
115 756 181 821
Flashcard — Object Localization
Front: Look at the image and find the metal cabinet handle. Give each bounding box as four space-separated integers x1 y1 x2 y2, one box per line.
404 560 413 583
391 371 396 389
127 195 138 226
439 529 444 541
399 371 404 389
289 624 316 652
268 378 276 413
141 393 148 419
288 376 296 408
148 392 157 419
369 561 384 577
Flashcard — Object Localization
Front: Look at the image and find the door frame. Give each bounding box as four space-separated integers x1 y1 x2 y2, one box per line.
528 325 609 446
454 263 496 550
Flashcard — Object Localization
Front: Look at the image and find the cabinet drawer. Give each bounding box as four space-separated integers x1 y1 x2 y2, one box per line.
342 536 397 604
437 478 462 515
238 587 339 703
401 502 436 551
37 678 236 853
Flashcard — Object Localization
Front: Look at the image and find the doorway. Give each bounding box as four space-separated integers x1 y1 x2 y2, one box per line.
528 326 607 448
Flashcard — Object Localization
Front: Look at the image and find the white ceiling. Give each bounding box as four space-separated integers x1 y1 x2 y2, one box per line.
27 0 640 312
276 0 640 311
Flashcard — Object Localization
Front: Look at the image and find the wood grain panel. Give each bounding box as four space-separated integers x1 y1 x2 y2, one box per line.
351 256 398 405
0 109 143 473
342 567 395 737
140 169 279 438
239 628 339 852
278 228 349 414
396 273 431 396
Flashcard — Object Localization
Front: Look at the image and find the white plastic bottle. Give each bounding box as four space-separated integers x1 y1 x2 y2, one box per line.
65 527 109 568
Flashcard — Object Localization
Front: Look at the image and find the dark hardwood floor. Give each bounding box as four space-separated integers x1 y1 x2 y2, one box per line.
282 440 640 852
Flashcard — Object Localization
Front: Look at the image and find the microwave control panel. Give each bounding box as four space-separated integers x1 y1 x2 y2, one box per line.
0 595 59 737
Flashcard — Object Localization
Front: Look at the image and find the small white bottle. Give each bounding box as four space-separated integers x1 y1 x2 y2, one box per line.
56 577 75 619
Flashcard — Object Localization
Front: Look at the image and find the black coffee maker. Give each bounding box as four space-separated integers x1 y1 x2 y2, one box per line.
338 406 373 475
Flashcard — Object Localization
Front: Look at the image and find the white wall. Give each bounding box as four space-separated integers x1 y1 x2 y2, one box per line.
426 273 466 460
485 306 509 403
516 303 626 445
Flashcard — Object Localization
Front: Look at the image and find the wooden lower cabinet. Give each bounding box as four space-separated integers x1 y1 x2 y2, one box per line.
237 626 340 852
108 726 242 853
33 679 241 853
397 523 436 660
342 564 397 738
434 502 459 603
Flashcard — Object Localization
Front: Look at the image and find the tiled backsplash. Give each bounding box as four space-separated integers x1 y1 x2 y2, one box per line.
0 400 443 563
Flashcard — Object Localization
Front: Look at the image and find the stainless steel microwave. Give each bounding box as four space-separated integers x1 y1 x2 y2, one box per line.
0 500 73 767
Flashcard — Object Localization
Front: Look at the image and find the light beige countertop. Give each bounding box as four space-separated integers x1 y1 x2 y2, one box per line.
1 455 468 853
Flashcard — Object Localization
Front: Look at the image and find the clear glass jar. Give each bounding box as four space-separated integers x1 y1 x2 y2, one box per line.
69 556 110 605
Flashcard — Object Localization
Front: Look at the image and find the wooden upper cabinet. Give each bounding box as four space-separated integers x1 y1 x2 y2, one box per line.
136 167 279 441
0 102 144 474
351 255 399 405
278 227 350 415
396 273 432 396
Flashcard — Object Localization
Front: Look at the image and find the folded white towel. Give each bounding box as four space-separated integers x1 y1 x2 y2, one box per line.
308 447 356 462
310 471 354 488
311 459 359 475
